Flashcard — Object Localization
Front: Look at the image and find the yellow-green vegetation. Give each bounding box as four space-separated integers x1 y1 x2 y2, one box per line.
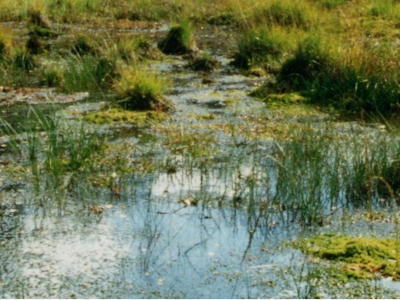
161 128 218 158
0 29 12 61
252 0 315 29
43 65 64 87
194 113 217 120
232 27 288 70
84 108 169 126
294 234 400 280
263 92 307 107
10 47 36 71
158 20 195 55
114 66 172 111
116 36 162 62
260 92 325 117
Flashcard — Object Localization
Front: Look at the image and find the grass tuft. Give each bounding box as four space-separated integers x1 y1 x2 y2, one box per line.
114 65 172 111
232 27 287 70
158 20 196 55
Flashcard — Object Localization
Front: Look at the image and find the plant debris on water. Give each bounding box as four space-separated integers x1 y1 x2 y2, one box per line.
2 0 400 298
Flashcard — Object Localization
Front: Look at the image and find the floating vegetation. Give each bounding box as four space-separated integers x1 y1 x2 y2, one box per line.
187 52 220 71
83 108 169 125
294 234 400 280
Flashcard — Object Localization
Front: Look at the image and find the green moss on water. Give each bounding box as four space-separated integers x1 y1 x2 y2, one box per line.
83 108 169 126
263 92 307 107
294 234 400 280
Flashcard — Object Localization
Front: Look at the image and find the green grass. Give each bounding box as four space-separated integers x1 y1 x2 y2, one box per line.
253 0 312 28
259 35 400 115
113 65 171 111
42 65 64 87
10 47 36 71
62 54 116 93
261 123 400 225
1 108 106 202
293 234 400 280
158 19 194 55
232 27 287 69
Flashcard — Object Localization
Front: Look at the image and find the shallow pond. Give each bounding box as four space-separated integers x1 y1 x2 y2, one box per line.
1 22 400 299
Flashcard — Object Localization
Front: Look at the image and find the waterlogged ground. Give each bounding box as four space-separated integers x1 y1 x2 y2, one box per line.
2 22 400 299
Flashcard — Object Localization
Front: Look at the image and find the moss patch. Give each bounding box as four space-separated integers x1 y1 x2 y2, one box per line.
294 234 400 280
83 108 169 126
263 92 307 107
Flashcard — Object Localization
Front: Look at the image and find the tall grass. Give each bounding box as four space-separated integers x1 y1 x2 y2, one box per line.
1 108 105 202
268 124 400 226
232 27 287 69
252 0 312 29
273 35 400 115
62 54 116 92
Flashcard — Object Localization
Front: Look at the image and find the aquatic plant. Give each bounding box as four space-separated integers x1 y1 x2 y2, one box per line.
1 107 106 201
114 65 172 111
158 20 196 55
62 54 116 92
187 52 220 71
294 234 400 280
84 108 169 126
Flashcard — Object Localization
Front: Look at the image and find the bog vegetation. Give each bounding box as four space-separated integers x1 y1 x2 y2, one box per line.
2 0 400 298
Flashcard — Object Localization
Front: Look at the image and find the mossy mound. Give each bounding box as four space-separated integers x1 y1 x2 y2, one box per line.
158 25 196 55
118 91 172 111
114 67 172 112
294 234 400 280
187 56 220 71
84 108 169 125
263 92 308 108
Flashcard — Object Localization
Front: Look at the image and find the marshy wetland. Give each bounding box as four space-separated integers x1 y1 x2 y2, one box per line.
3 0 400 298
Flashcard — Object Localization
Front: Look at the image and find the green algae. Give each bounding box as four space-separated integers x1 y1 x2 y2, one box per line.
294 234 400 280
83 108 169 126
